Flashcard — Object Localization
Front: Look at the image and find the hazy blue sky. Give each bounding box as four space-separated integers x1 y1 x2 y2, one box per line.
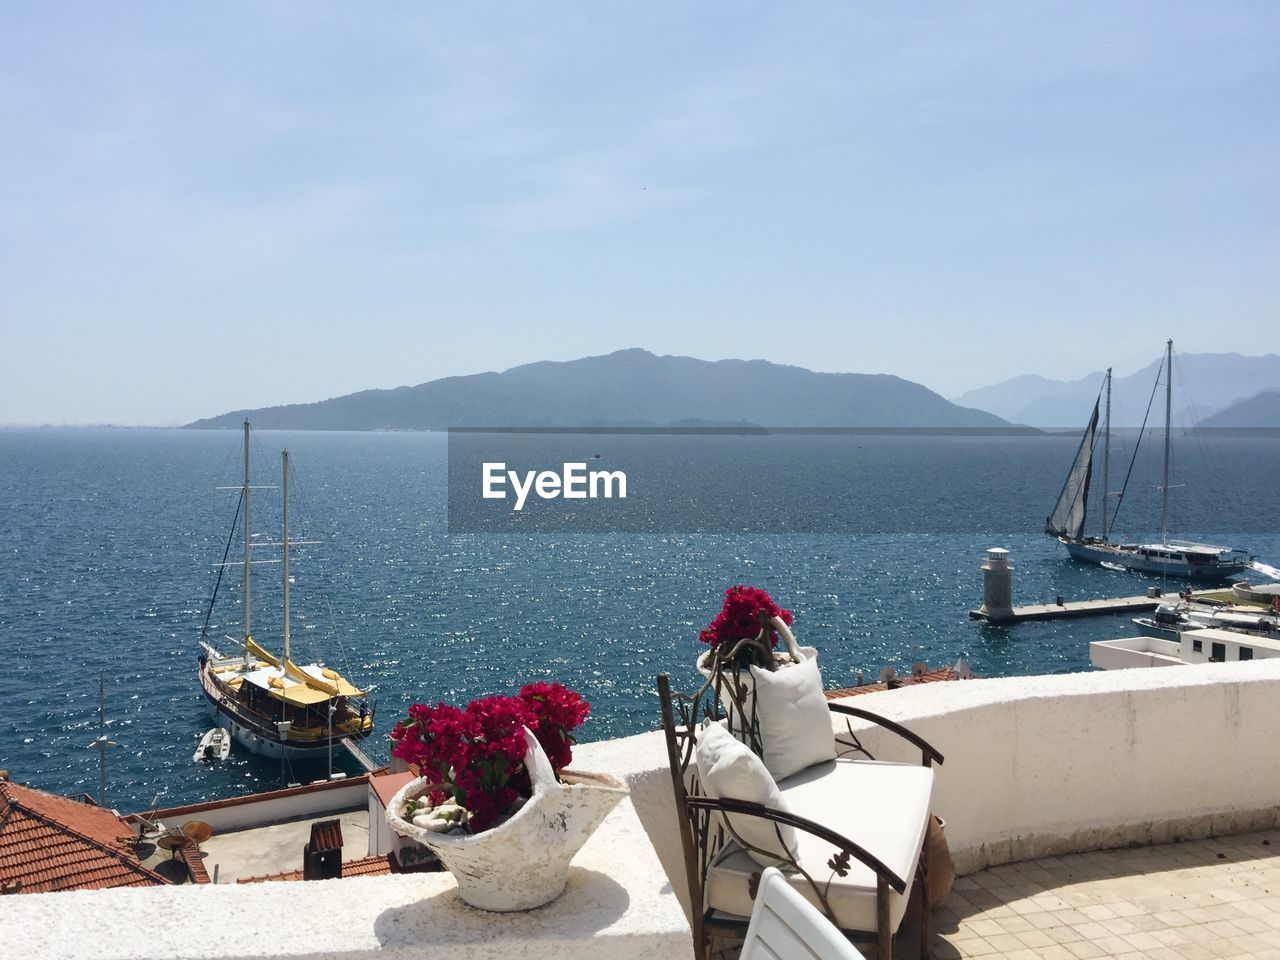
2 3 1277 425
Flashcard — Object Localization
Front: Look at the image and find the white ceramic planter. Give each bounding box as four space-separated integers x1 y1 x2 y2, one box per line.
386 729 629 912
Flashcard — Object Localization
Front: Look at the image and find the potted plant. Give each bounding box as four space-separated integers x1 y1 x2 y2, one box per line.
384 682 628 912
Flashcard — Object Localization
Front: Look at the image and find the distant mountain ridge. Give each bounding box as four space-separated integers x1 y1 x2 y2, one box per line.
1196 389 1280 428
953 352 1280 427
185 349 1011 430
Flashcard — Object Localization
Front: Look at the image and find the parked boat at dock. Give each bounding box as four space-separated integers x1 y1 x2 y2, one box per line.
197 421 375 761
1132 600 1280 642
1045 340 1251 581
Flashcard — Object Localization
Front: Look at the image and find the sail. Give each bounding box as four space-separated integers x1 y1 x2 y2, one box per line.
1045 402 1098 540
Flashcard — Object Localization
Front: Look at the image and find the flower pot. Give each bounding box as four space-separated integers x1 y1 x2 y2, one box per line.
386 729 629 911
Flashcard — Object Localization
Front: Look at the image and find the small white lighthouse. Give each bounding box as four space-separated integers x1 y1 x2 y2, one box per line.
980 548 1014 622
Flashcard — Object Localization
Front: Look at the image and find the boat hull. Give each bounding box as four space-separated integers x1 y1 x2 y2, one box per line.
1062 539 1249 582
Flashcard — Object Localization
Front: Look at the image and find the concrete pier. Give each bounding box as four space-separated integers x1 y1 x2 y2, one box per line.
970 594 1162 623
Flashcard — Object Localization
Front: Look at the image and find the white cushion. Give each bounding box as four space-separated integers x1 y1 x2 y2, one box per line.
695 721 797 867
750 655 836 780
705 757 933 935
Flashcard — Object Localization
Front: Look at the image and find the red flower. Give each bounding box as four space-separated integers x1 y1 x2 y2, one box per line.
520 682 590 772
698 585 793 648
391 683 590 834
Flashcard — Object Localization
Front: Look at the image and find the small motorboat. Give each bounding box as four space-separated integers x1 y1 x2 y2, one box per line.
193 727 231 763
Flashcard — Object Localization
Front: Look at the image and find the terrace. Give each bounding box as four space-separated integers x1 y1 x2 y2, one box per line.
6 658 1280 960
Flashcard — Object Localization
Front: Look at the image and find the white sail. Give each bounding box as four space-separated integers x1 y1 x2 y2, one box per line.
1045 401 1098 540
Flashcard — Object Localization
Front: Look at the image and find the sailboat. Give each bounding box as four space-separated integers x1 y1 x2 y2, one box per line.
1045 340 1251 582
197 421 375 759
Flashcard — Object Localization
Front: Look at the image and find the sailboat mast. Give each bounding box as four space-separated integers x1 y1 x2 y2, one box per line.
1102 368 1112 541
242 420 251 665
282 449 290 665
1161 339 1172 546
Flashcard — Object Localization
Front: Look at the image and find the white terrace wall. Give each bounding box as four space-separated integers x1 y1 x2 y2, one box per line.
829 659 1280 875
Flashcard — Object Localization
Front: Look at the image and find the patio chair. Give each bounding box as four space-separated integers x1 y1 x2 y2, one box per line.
658 640 943 960
741 866 867 960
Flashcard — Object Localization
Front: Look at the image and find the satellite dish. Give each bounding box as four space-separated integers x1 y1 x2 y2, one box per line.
911 661 927 677
879 667 897 684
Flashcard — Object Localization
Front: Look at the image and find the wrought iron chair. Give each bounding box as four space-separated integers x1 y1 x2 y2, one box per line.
657 627 944 960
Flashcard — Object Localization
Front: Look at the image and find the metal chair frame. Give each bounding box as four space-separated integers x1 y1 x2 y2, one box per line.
657 635 943 960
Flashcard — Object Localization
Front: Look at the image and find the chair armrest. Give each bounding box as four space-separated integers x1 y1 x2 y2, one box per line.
827 703 945 767
685 795 908 894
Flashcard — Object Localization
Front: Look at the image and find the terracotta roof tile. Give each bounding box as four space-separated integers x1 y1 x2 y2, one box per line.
0 781 167 894
237 854 395 884
826 667 973 699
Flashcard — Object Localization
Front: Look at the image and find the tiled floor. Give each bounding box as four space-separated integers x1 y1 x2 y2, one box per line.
931 830 1280 960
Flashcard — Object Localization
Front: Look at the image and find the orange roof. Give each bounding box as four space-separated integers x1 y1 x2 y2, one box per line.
237 854 395 884
826 667 974 699
0 780 167 894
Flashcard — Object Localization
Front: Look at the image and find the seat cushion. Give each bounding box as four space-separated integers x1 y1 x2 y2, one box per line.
750 655 836 780
705 758 933 935
695 720 798 867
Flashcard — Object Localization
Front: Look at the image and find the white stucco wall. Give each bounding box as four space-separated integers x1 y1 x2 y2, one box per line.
823 659 1280 874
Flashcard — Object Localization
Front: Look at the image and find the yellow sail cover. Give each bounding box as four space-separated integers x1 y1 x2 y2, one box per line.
283 657 365 697
245 636 280 668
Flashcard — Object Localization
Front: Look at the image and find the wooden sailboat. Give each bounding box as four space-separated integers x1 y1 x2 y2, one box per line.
197 421 375 759
1046 340 1250 581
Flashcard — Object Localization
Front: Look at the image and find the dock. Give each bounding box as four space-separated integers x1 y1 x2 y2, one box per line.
970 594 1162 624
339 737 379 774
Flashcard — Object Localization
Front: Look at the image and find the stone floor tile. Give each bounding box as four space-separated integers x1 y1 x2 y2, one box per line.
1063 940 1109 959
963 919 1004 938
1013 928 1055 949
1079 903 1119 921
1069 921 1111 941
1093 934 1138 955
944 935 997 957
982 932 1025 953
1043 924 1084 944
1122 930 1165 950
1100 916 1142 936
1148 927 1192 947
1111 900 1147 917
1152 911 1196 928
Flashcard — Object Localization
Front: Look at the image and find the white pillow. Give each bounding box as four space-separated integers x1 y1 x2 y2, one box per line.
694 721 797 867
749 655 836 780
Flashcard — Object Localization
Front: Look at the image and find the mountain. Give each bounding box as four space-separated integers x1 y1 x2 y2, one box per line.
1196 389 1280 428
953 352 1280 427
185 349 1012 430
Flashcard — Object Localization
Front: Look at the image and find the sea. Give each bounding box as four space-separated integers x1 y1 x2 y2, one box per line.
1 427 1277 811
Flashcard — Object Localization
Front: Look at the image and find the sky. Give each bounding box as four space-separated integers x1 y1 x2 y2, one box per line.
2 3 1277 425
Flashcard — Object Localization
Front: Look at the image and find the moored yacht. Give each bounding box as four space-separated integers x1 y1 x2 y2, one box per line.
1046 340 1250 582
197 421 374 760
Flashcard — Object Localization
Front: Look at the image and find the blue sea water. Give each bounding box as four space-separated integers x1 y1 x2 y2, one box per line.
0 427 1276 811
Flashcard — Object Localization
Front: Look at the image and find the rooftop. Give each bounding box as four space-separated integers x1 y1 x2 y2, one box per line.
135 807 371 884
0 779 166 894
